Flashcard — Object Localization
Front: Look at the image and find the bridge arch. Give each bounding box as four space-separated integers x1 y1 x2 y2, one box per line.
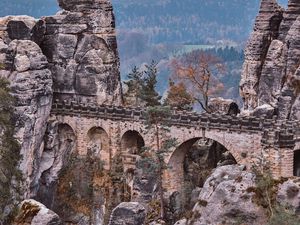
87 127 110 169
57 123 77 156
165 136 238 199
121 130 145 155
294 149 300 177
120 130 145 200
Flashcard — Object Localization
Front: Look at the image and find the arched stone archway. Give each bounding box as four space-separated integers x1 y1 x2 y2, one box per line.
294 150 300 177
87 127 110 169
120 130 145 200
57 123 76 157
165 137 237 215
121 130 145 155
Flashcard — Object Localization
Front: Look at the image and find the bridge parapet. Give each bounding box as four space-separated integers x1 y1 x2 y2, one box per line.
51 100 298 142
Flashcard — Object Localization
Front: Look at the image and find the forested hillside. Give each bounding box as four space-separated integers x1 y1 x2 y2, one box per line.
113 0 288 44
0 0 287 44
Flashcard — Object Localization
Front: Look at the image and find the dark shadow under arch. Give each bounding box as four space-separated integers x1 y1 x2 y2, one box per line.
166 137 237 221
121 130 145 155
294 150 300 177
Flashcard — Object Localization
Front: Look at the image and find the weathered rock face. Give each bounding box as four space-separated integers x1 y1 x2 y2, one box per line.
0 16 45 44
0 32 53 197
0 1 123 224
132 156 159 203
277 178 300 215
41 0 122 105
190 165 267 225
108 202 146 225
240 0 283 112
240 0 300 120
0 0 123 212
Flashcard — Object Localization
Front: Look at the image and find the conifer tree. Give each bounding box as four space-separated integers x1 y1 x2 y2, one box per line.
140 61 162 106
124 66 144 106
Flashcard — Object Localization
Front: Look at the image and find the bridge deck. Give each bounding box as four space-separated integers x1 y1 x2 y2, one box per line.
51 100 298 147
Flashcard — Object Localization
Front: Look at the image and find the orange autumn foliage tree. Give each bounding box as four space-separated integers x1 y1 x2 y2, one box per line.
170 51 225 112
164 79 194 111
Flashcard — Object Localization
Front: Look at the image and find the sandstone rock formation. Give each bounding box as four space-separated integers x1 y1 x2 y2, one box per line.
108 202 146 225
277 178 300 214
190 165 267 225
0 18 53 196
13 199 62 225
240 0 283 113
42 0 122 105
208 97 240 115
0 16 44 44
240 0 300 120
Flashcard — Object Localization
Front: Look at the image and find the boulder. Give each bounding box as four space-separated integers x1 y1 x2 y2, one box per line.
174 219 187 225
191 165 267 225
208 97 240 115
108 202 146 225
277 178 300 215
14 199 62 225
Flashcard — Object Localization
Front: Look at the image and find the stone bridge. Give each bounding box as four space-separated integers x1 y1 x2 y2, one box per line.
50 100 299 195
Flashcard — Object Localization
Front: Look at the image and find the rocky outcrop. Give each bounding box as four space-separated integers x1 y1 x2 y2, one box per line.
108 202 146 225
277 178 300 214
190 165 267 225
13 199 62 225
0 29 53 197
0 16 45 44
208 97 240 115
41 0 122 105
132 156 159 204
240 0 300 120
240 0 283 112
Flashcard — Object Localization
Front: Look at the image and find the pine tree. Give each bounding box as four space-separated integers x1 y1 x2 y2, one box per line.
123 66 144 107
140 61 162 106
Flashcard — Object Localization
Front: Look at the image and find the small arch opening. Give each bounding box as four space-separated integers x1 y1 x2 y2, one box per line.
120 130 145 200
121 130 145 155
294 150 300 177
87 127 110 168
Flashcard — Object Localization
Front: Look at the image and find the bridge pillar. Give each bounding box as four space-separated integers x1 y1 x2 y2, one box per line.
261 130 295 178
280 148 294 177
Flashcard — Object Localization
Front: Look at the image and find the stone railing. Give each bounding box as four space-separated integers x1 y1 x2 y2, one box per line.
51 100 298 147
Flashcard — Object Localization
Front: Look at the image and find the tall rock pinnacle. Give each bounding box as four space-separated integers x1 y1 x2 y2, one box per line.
240 0 283 112
240 0 300 121
41 0 122 105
